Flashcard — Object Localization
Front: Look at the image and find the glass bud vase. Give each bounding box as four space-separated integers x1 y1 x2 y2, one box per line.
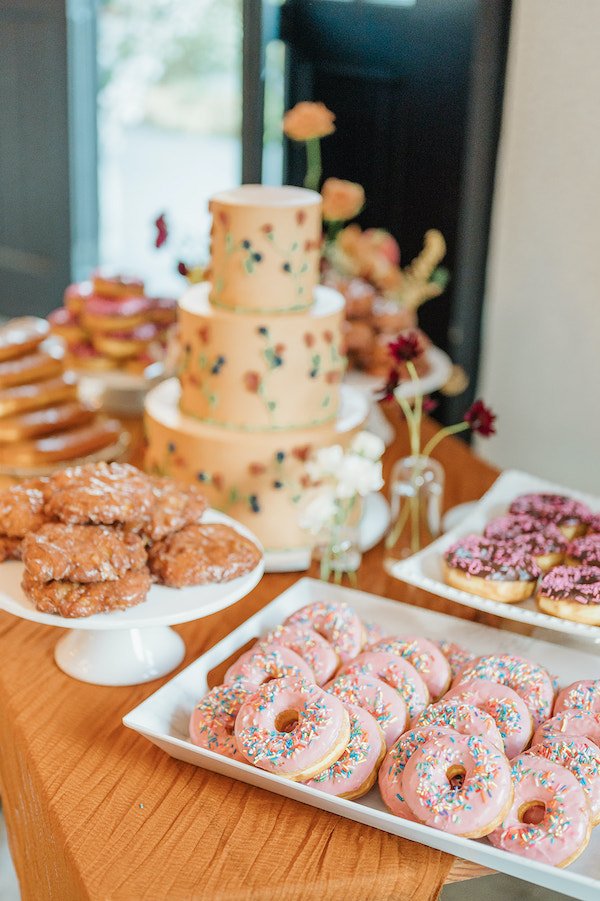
384 455 444 570
311 497 363 584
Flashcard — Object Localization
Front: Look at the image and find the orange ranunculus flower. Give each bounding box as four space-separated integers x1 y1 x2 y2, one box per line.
283 102 336 141
321 178 365 222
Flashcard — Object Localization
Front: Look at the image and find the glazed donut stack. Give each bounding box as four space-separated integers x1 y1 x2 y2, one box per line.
0 316 122 470
189 598 600 869
444 492 600 625
48 273 177 375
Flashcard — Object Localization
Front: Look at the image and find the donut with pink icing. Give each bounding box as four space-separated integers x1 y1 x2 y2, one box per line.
224 646 314 688
304 703 385 799
325 672 408 749
401 732 513 837
509 493 591 539
566 533 600 567
484 514 567 572
189 681 256 759
527 735 600 825
537 565 600 625
435 639 475 679
234 676 350 780
82 294 153 331
488 755 591 866
363 620 388 645
256 624 338 685
554 679 600 715
415 700 504 750
586 513 600 534
444 679 533 757
340 650 430 719
453 654 554 726
532 709 600 747
368 637 451 700
444 534 541 603
285 601 364 664
378 726 458 821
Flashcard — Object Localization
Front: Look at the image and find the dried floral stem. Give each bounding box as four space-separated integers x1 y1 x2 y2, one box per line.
304 138 322 191
421 421 469 459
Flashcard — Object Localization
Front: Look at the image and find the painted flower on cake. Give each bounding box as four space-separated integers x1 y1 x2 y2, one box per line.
321 178 365 223
283 101 336 141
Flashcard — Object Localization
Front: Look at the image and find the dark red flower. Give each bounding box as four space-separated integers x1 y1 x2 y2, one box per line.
464 399 497 437
380 368 400 401
423 396 438 414
388 331 422 363
177 260 190 277
154 213 168 248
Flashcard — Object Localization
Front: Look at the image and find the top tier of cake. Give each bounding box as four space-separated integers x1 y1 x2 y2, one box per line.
209 184 322 314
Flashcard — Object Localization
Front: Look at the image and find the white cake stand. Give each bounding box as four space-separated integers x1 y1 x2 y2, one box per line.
0 511 264 687
344 345 453 397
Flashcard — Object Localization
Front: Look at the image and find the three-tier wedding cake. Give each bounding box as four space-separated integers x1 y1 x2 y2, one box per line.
144 185 367 556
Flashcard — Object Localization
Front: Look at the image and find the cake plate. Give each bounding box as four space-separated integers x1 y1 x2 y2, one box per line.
344 344 453 397
78 361 173 416
0 510 264 687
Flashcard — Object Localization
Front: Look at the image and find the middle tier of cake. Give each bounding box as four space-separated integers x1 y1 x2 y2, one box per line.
178 283 346 431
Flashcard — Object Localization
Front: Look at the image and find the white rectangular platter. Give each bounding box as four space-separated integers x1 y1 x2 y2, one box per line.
124 577 600 900
391 469 600 643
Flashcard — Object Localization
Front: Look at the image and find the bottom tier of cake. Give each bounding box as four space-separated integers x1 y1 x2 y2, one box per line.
144 378 368 552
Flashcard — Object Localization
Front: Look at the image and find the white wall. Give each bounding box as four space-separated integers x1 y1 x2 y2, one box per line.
477 0 600 494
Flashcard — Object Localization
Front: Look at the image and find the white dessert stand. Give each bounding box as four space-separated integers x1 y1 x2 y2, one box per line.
78 362 173 416
0 510 264 687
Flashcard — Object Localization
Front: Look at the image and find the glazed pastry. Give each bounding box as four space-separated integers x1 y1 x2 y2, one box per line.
484 513 567 572
91 323 159 359
0 401 96 443
368 637 452 700
453 654 554 726
189 681 256 759
414 700 504 750
0 342 64 390
47 308 86 344
148 523 261 587
532 709 600 747
256 624 339 686
304 703 385 800
0 372 79 418
0 478 50 536
0 317 50 362
22 567 152 618
444 679 533 757
285 601 364 664
537 565 600 625
66 341 117 372
82 295 153 332
435 639 475 680
488 755 590 867
554 679 600 715
401 732 513 838
0 419 121 468
63 281 93 314
46 462 154 528
565 533 600 567
142 477 207 542
325 672 408 749
341 278 376 320
509 493 591 540
91 273 145 298
234 676 351 781
341 650 430 719
0 536 22 562
223 646 314 687
148 296 178 325
527 735 600 825
444 534 541 603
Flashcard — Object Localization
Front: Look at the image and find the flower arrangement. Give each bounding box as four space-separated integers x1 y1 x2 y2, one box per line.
300 431 385 583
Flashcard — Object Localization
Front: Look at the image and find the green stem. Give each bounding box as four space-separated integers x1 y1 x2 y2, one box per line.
421 421 470 459
304 138 322 191
385 493 411 549
406 361 423 455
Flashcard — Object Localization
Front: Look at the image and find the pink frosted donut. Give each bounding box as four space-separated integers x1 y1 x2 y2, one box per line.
304 703 385 799
586 513 600 534
527 735 600 825
378 726 457 821
369 637 451 700
285 601 364 664
341 650 429 719
189 681 256 759
554 679 600 715
84 294 152 318
444 535 541 602
235 676 350 780
532 709 600 747
488 755 591 866
414 700 504 750
363 621 388 645
566 533 600 566
444 679 533 757
256 624 338 685
435 640 475 679
224 646 314 688
453 655 554 726
509 493 591 537
325 672 408 749
484 513 566 544
402 733 513 837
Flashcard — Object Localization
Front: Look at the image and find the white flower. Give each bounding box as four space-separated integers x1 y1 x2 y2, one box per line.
305 444 344 482
350 430 385 461
335 455 384 499
299 488 338 534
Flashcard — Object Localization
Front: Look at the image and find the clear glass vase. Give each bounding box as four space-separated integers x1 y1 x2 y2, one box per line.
384 455 444 570
311 498 363 584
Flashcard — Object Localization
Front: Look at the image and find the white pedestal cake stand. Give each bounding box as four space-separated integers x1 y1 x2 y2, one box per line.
0 511 264 687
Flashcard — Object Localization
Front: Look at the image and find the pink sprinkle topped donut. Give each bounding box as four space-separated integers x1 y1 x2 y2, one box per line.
369 637 451 700
532 709 600 748
256 624 338 685
586 513 600 534
444 534 541 603
189 681 256 759
402 732 513 838
537 565 600 625
484 513 566 545
509 493 591 539
341 650 430 719
435 640 475 680
566 533 600 567
488 755 591 866
527 735 600 825
325 672 408 749
554 679 600 715
378 726 458 821
224 646 314 688
235 676 350 780
414 700 504 750
304 703 385 800
444 679 533 757
285 601 364 664
363 621 388 645
453 654 554 726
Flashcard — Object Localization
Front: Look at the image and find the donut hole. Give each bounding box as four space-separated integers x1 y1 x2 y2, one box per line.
275 708 299 733
446 765 466 791
518 800 546 826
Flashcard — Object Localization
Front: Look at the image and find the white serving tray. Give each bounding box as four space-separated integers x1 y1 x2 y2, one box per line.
124 578 600 900
391 469 600 645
